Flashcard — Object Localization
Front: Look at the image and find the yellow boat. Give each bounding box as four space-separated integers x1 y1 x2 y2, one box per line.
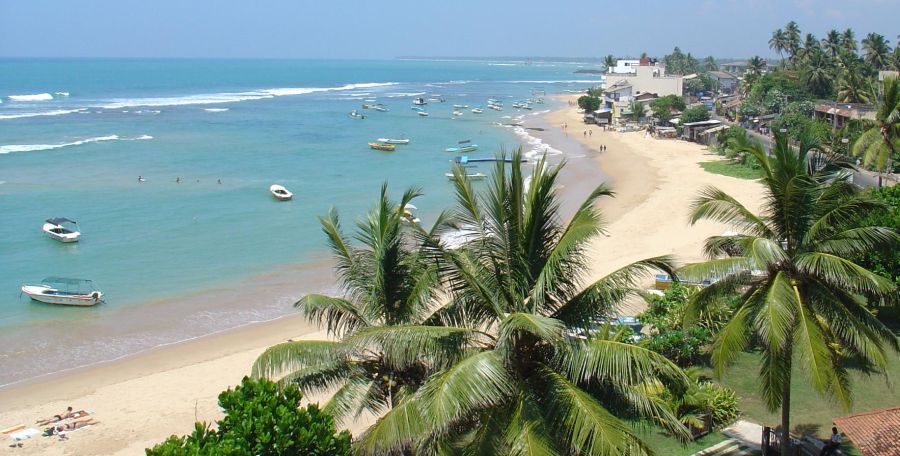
369 142 396 151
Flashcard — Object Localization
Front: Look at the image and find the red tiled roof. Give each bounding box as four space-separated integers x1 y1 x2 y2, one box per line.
833 406 900 456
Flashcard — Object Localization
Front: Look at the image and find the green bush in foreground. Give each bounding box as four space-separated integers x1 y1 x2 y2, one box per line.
146 377 351 456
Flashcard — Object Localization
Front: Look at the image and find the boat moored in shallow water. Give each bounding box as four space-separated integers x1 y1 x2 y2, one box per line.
269 184 293 201
369 142 396 151
42 217 81 243
348 110 365 119
21 277 104 306
376 137 410 144
445 172 487 181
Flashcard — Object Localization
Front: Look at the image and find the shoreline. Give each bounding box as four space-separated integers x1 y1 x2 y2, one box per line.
0 95 765 455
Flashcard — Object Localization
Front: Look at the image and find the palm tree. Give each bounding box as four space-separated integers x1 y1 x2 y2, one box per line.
770 29 788 69
801 50 834 97
252 185 446 424
862 32 892 69
784 21 802 64
356 152 691 455
797 33 821 64
629 100 645 122
836 68 874 104
853 76 900 184
841 28 858 55
682 129 899 456
822 29 842 59
602 54 616 73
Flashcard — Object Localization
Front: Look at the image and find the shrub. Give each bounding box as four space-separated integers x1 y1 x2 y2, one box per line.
146 377 352 456
681 105 711 124
698 382 740 429
577 95 601 112
643 326 711 367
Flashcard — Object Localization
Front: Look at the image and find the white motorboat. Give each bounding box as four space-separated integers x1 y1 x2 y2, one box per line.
412 97 427 106
269 184 293 201
488 104 503 111
377 138 410 145
453 104 469 109
348 110 365 119
445 172 487 181
445 144 479 153
371 104 389 112
471 108 484 114
452 110 463 116
417 111 429 117
21 277 104 306
42 217 81 243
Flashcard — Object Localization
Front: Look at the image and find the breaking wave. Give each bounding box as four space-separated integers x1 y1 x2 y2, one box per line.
0 134 152 154
0 108 88 120
7 93 54 101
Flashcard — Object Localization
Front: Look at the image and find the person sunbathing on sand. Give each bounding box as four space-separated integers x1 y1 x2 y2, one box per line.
47 418 98 435
36 406 74 426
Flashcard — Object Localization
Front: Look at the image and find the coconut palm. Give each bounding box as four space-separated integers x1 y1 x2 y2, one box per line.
251 185 447 424
822 29 842 59
682 129 899 456
801 50 834 97
770 29 788 69
784 21 802 64
704 56 718 71
836 68 874 104
356 152 691 455
852 76 900 184
602 55 616 73
841 28 858 54
797 33 821 64
862 32 892 69
629 100 645 122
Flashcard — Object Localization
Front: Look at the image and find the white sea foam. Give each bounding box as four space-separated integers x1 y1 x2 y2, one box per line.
0 134 152 154
101 92 274 109
204 108 229 112
488 63 517 66
54 92 70 97
385 92 426 98
502 80 603 84
0 108 87 120
8 93 54 101
505 125 562 161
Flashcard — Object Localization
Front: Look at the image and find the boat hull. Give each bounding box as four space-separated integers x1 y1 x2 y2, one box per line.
269 185 293 201
21 285 102 307
42 223 80 243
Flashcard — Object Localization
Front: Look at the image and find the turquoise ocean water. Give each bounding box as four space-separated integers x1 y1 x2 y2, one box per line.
0 59 601 386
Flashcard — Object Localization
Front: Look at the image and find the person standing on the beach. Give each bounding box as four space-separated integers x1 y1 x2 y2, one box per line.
589 130 592 136
583 131 586 137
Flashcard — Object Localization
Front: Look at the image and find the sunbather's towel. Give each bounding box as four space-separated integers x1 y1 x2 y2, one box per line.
9 428 40 441
58 424 95 436
1 424 26 435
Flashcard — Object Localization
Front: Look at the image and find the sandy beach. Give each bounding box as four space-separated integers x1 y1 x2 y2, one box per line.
0 95 764 455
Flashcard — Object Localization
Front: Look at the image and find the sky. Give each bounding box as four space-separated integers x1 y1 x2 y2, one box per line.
1 0 898 59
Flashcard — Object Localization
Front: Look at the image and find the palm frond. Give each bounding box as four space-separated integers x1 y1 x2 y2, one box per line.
499 312 566 349
538 367 653 456
555 337 689 388
689 186 772 237
710 304 753 377
251 340 345 380
355 395 427 455
343 325 477 370
795 252 896 296
296 294 369 336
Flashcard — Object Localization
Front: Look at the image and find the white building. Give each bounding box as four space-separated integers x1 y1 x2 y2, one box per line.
609 59 640 74
603 63 683 102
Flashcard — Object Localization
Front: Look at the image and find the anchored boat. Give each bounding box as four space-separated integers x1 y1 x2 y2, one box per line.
445 172 487 181
376 137 410 144
269 184 293 201
369 142 396 151
42 217 81 243
445 140 478 153
21 277 104 306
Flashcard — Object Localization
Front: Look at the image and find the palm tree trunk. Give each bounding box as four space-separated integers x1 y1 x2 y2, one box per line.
780 344 793 456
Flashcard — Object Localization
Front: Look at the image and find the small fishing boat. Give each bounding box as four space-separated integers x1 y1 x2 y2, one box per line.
487 98 501 105
520 104 533 110
361 103 373 109
377 138 410 145
445 172 487 181
411 106 423 111
348 110 365 119
446 144 479 153
452 110 463 116
402 203 420 224
417 111 429 117
371 104 389 112
412 97 427 106
21 277 104 306
488 104 503 111
269 184 293 201
453 104 469 109
471 107 484 114
42 217 81 243
369 142 396 151
428 95 445 103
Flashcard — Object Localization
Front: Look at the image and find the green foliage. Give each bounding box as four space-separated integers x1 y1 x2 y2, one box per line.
770 102 824 138
680 105 711 124
762 89 788 114
577 95 601 113
684 74 715 96
737 102 763 119
664 46 701 75
650 94 686 121
146 377 352 456
851 185 900 287
643 327 711 367
699 161 763 180
697 382 740 429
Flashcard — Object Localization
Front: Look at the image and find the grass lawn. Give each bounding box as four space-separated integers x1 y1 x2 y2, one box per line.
700 160 763 180
712 348 900 440
633 425 730 455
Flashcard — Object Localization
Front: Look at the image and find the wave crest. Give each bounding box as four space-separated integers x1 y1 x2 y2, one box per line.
0 134 152 154
8 93 54 101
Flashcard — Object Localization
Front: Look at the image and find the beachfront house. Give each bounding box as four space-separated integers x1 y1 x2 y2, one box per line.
681 119 723 142
608 59 640 74
603 60 683 101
